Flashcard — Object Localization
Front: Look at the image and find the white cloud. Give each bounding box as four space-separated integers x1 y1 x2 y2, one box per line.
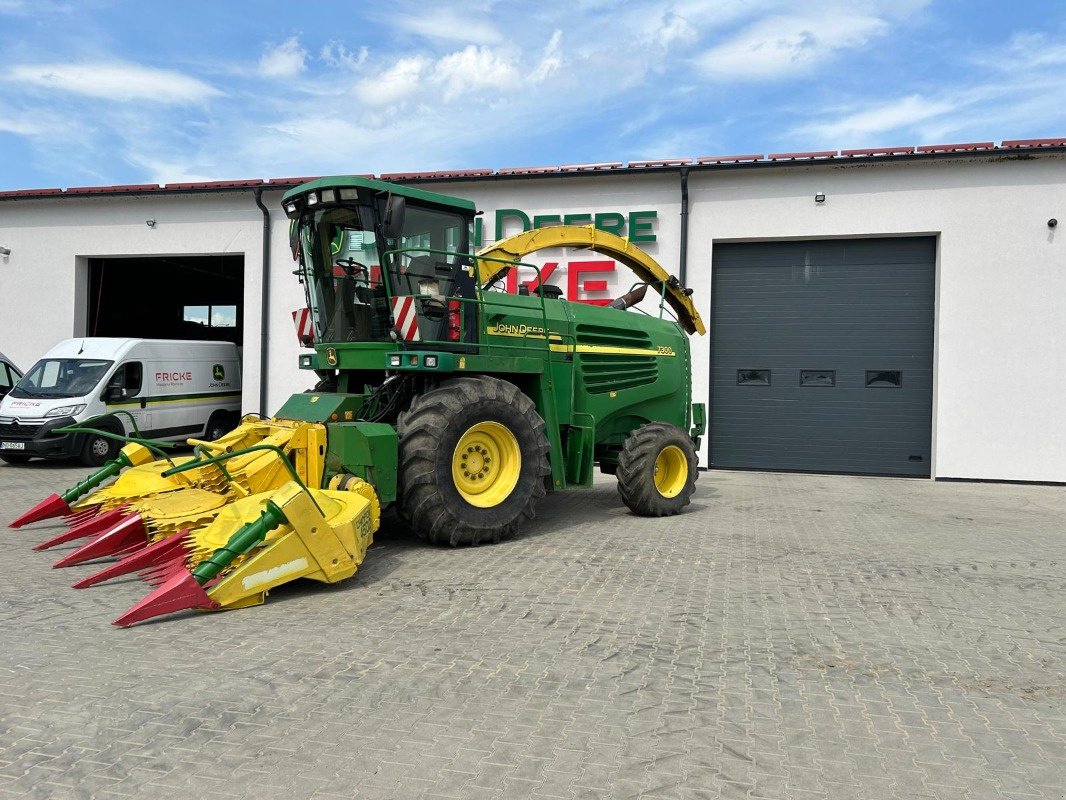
654 11 698 48
6 61 219 103
354 56 429 106
320 42 368 70
388 8 503 45
529 30 563 82
435 46 519 99
258 36 307 78
794 94 956 144
696 13 888 79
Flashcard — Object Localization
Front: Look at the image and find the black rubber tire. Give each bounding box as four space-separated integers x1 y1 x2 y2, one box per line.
0 454 31 465
616 422 698 517
204 412 231 442
397 376 550 546
81 429 120 467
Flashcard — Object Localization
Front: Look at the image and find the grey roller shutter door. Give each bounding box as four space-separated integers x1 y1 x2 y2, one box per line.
710 237 935 477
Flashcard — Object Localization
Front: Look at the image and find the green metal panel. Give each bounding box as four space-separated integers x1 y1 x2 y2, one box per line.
282 176 475 213
324 422 398 503
275 392 366 423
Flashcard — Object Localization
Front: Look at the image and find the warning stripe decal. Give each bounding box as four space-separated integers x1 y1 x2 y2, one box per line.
391 296 421 341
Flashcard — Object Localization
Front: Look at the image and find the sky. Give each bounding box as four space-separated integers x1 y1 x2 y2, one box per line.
1 0 1065 190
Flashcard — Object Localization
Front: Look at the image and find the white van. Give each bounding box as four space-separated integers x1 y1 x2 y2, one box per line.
0 338 241 466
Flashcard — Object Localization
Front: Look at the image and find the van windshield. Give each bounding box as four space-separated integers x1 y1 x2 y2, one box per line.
10 359 113 399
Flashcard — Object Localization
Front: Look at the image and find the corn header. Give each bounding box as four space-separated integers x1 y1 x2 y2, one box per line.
10 176 706 626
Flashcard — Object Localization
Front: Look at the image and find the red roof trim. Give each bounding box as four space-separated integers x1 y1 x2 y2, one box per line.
1001 138 1066 149
497 166 561 175
767 150 838 161
697 154 763 164
628 158 692 168
915 142 994 153
840 146 915 157
1 138 1063 198
0 188 63 198
560 162 624 171
65 183 161 194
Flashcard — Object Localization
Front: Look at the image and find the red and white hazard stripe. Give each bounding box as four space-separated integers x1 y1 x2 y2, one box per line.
391 296 421 342
291 307 314 346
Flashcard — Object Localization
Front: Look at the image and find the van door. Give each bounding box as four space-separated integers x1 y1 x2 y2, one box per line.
102 362 149 437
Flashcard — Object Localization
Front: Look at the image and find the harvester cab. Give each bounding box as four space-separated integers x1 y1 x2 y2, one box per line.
285 179 477 359
12 175 708 626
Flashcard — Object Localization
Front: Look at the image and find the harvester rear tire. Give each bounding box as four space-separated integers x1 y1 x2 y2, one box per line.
616 422 698 517
397 376 550 546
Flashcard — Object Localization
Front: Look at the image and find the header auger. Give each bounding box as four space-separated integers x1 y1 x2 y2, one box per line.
10 176 706 626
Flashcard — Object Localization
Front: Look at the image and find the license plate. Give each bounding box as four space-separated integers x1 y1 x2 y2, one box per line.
1 442 25 450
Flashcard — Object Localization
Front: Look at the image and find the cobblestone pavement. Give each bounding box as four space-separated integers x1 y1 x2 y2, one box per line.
0 461 1063 800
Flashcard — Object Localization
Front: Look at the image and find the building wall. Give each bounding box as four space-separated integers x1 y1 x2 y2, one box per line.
0 192 267 410
682 156 1065 482
3 155 1064 481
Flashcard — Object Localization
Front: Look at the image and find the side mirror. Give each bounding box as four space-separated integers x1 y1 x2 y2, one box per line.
383 195 406 240
104 386 125 402
289 219 302 261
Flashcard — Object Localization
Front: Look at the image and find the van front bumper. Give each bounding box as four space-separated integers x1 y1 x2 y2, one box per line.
0 416 81 459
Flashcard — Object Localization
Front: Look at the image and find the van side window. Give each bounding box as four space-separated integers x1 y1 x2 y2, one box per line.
108 363 143 397
0 365 11 390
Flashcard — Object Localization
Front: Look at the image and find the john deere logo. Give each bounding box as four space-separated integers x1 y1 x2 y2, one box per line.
326 347 338 366
212 364 225 381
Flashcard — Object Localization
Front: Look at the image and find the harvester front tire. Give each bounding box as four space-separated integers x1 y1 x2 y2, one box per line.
397 376 550 546
616 423 697 517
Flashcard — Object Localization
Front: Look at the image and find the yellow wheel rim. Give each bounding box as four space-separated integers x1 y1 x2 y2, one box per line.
654 445 688 498
452 421 522 508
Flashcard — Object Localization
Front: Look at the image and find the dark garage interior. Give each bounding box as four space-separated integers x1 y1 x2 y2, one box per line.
87 255 244 345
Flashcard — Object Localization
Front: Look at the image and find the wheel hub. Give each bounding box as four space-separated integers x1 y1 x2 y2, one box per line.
452 422 521 508
653 445 688 498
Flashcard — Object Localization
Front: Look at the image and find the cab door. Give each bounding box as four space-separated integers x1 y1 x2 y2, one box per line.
102 362 149 438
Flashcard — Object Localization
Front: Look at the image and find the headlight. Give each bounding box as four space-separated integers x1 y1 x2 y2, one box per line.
388 354 401 367
45 404 86 418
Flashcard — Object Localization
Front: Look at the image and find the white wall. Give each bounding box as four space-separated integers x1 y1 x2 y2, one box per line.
684 155 1066 482
0 193 266 413
3 154 1063 481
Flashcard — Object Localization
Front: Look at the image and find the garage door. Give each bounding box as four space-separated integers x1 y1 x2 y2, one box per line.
710 237 935 476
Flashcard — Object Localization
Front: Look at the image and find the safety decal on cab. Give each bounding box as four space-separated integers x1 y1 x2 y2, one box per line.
391 296 421 342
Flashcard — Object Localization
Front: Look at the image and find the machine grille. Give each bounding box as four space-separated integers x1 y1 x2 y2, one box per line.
575 323 653 350
580 355 659 394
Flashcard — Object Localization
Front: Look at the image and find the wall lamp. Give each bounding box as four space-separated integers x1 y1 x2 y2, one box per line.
0 246 10 256
146 219 156 228
814 192 826 203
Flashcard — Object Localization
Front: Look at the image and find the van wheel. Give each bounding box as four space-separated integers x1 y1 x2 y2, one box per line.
0 454 31 465
81 431 120 467
204 412 231 442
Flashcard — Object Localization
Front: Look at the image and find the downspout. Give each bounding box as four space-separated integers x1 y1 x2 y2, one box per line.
678 166 690 285
254 188 270 415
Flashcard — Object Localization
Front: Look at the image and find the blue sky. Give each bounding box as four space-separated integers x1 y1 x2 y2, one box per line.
1 0 1064 190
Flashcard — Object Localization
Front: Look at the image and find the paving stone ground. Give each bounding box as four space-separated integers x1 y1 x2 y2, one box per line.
0 460 1063 800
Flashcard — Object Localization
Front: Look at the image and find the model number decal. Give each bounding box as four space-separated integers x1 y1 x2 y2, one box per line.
657 346 675 356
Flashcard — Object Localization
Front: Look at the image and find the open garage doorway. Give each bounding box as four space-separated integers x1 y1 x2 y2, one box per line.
86 255 244 346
